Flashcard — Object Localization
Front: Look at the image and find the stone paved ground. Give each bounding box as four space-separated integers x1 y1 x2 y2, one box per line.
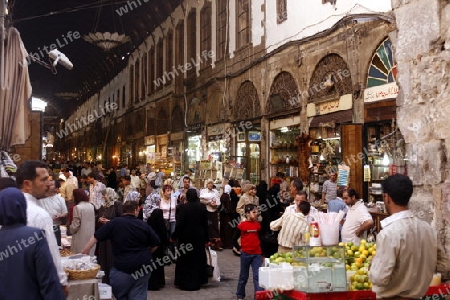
147 248 257 300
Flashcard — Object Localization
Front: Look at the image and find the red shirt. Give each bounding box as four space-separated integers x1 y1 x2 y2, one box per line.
237 220 261 255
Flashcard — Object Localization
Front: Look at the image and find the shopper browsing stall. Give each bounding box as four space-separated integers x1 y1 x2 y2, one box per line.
270 201 311 253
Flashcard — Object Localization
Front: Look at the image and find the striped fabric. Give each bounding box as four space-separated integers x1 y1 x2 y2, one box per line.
270 212 309 249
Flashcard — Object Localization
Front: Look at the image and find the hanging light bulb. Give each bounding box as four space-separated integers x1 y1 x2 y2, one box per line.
382 152 390 166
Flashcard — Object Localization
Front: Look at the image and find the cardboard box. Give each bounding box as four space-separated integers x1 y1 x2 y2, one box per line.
98 283 112 300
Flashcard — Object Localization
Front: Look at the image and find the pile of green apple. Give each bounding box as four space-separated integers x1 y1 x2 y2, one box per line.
269 246 345 267
269 251 294 264
342 240 376 290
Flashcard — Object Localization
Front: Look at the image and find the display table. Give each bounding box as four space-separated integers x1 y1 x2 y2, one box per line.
256 283 450 300
67 278 100 300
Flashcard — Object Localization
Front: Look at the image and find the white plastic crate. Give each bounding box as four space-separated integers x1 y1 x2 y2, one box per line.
259 265 294 291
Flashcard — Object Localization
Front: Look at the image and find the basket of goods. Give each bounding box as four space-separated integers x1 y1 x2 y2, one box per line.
59 248 76 257
64 260 100 280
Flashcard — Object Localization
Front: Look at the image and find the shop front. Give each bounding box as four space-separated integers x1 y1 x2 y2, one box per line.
204 123 230 182
307 94 355 202
232 122 261 184
363 38 405 202
169 131 184 177
184 123 203 172
144 135 156 167
269 115 301 182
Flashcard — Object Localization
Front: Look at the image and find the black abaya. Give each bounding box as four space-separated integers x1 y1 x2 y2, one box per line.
172 200 209 291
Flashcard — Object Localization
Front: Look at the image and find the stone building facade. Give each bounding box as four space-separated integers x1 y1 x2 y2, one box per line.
393 0 450 262
58 1 399 196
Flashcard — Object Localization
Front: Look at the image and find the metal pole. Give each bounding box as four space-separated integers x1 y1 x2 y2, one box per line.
0 0 6 89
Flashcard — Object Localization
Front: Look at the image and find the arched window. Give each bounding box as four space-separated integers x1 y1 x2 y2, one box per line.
200 3 212 69
367 38 397 87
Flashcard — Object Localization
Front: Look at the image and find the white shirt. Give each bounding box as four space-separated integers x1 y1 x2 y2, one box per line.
369 210 437 299
24 193 68 285
341 199 372 244
38 194 68 225
66 174 78 188
200 188 221 212
160 196 177 222
130 175 141 189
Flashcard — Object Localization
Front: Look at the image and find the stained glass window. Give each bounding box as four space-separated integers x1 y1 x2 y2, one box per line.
367 38 397 87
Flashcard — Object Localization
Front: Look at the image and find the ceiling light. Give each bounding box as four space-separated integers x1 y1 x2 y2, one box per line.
83 32 130 51
54 92 79 100
280 127 289 133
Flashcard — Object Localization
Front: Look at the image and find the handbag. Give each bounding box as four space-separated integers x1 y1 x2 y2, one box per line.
205 247 214 277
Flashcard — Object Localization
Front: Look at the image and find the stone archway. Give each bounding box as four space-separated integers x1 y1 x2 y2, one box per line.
171 106 184 132
156 109 168 135
267 71 300 115
309 54 352 102
234 80 261 120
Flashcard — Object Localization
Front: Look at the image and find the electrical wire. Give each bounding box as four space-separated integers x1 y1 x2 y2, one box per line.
10 0 143 24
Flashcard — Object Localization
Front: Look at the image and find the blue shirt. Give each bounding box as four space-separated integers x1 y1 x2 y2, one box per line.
327 197 348 214
94 215 160 274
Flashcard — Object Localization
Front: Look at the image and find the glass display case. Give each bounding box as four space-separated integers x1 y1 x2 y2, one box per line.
292 245 347 293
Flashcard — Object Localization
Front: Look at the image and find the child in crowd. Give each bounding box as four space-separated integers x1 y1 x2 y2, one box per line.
236 204 263 300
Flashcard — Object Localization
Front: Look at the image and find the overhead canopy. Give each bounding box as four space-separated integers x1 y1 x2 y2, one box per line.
309 110 353 127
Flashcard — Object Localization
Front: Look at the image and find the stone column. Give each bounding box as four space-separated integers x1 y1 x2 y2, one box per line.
393 0 450 260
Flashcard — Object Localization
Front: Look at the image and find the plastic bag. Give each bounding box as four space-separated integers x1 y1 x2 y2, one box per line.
206 247 220 282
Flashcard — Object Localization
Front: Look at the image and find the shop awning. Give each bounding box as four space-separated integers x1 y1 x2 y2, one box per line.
309 110 353 127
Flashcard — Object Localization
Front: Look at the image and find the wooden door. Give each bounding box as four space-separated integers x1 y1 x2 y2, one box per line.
341 124 363 195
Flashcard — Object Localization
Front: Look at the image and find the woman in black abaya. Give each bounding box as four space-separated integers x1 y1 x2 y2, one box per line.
172 188 209 291
147 209 166 290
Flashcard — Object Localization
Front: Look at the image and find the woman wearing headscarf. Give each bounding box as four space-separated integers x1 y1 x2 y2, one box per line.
172 188 209 291
236 183 260 221
0 187 65 300
97 188 123 284
200 178 221 250
70 188 96 255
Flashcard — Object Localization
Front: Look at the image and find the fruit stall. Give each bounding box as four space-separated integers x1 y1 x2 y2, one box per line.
257 242 447 300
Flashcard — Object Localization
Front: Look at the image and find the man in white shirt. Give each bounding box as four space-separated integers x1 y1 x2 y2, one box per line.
130 169 141 189
369 174 448 299
341 188 373 244
16 160 68 296
38 178 68 246
61 167 78 188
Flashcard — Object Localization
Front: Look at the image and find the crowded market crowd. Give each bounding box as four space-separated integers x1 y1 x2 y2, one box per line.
0 159 448 300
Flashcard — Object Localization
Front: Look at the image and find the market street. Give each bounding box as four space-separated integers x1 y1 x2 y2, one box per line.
148 249 254 300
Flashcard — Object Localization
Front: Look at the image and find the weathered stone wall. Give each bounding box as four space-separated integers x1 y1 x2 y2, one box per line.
393 0 450 272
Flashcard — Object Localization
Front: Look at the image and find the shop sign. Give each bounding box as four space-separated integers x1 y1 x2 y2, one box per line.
144 135 155 145
185 123 203 133
157 134 168 145
170 131 184 141
208 134 223 141
307 94 352 117
364 82 399 103
207 123 230 136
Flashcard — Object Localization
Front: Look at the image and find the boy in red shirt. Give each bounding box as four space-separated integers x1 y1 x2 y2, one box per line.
236 204 263 300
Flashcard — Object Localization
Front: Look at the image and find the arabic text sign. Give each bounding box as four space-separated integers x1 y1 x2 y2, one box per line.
364 82 399 103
